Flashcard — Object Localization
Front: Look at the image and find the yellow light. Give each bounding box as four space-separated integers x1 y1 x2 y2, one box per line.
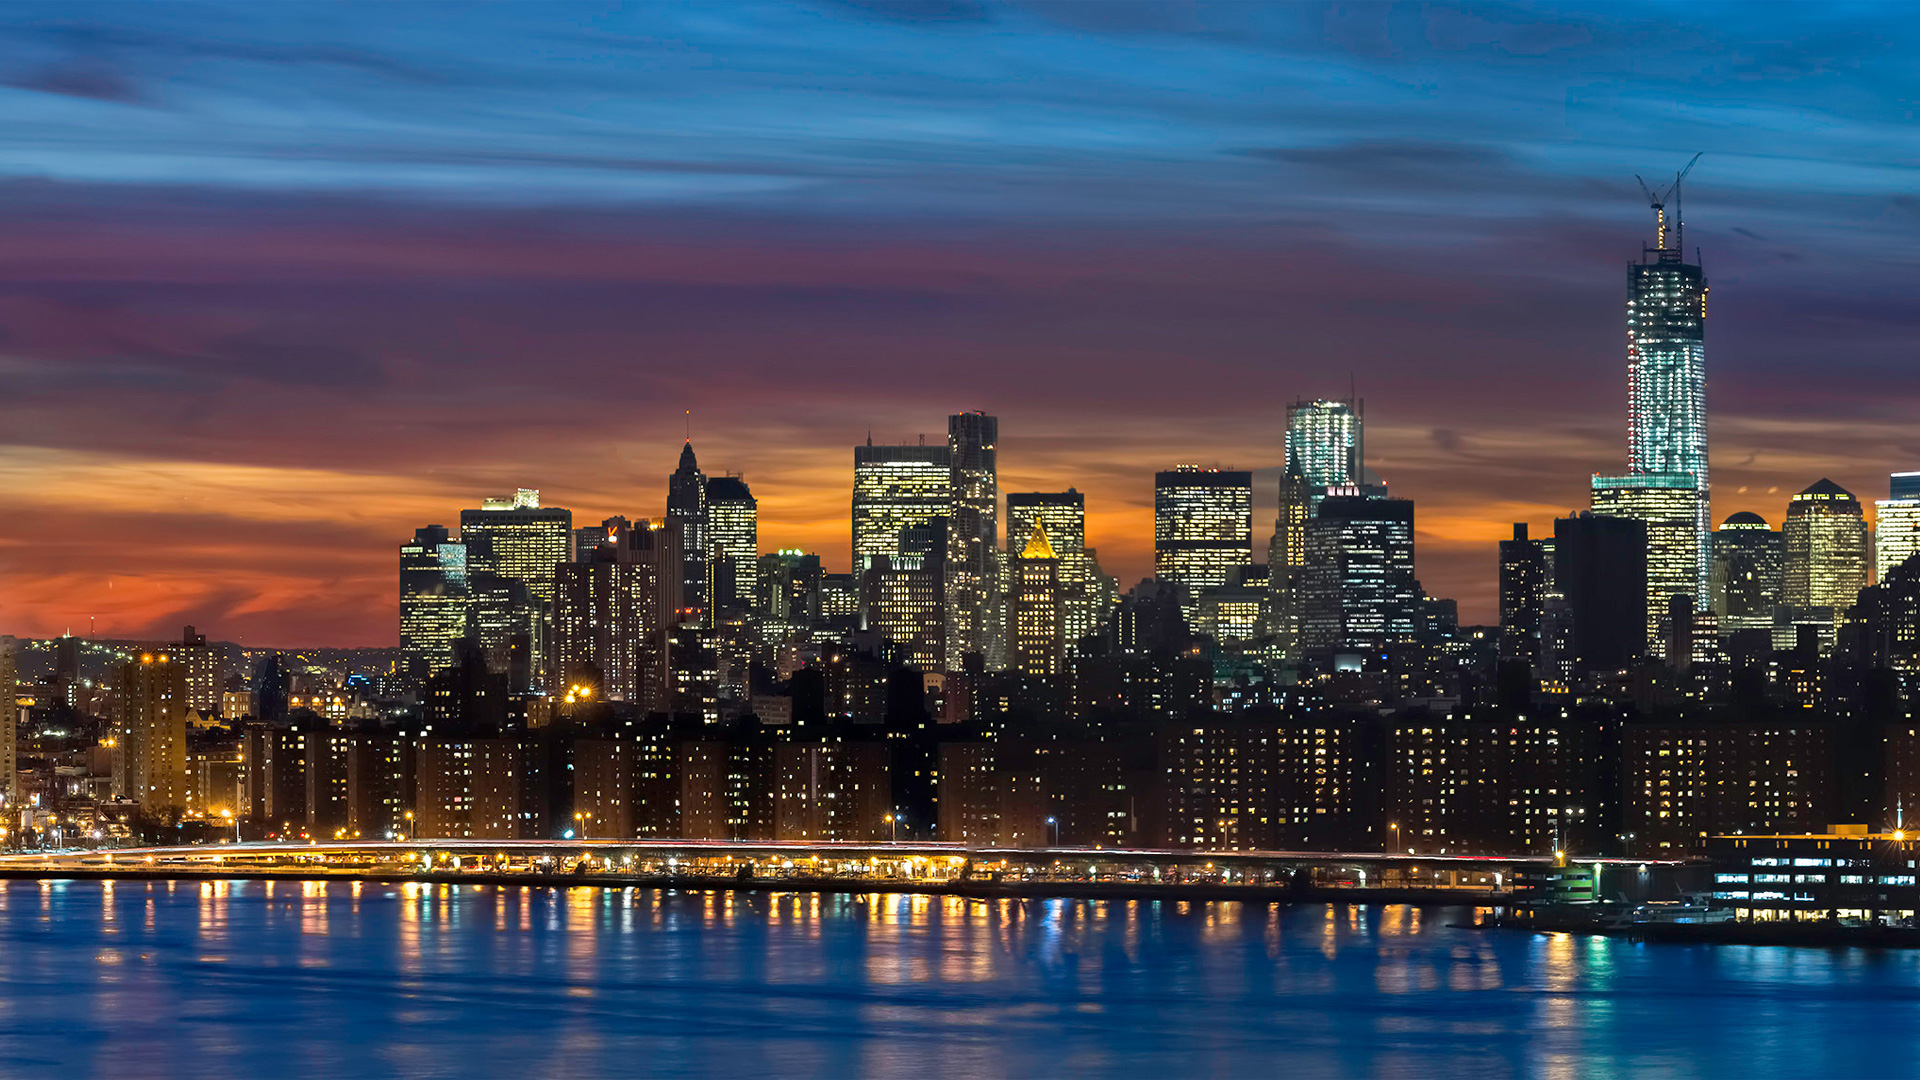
1897 831 1907 842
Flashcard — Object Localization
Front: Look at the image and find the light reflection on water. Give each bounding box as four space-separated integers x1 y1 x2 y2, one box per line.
0 881 1917 1077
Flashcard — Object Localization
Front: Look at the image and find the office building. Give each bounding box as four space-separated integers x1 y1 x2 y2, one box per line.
1298 495 1417 658
1710 512 1782 633
1285 398 1362 491
399 525 469 685
945 412 1002 670
552 520 679 711
1592 473 1702 651
1006 490 1113 651
861 519 946 673
1154 466 1253 610
852 440 951 573
1008 522 1065 678
856 438 952 576
705 475 758 612
1626 197 1710 603
1876 471 1920 582
1783 479 1870 612
461 489 572 685
667 442 710 620
757 550 823 629
1498 523 1548 671
0 645 15 814
1553 512 1648 673
110 652 190 815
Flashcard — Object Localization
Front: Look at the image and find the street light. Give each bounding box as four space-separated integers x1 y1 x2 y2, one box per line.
574 811 592 839
1046 816 1058 847
403 810 414 843
222 809 238 844
884 813 898 843
1389 822 1401 853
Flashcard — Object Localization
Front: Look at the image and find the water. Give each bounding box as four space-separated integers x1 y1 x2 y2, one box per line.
0 880 1916 1078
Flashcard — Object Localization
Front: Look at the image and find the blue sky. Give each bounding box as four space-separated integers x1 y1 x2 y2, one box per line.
0 2 1915 642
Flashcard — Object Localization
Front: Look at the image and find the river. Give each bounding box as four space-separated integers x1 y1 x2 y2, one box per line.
0 879 1914 1077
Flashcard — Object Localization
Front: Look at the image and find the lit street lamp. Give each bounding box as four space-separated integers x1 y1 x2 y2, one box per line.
884 813 898 843
1046 816 1058 847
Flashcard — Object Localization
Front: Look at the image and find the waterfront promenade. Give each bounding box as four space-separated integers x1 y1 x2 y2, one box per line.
0 840 1687 904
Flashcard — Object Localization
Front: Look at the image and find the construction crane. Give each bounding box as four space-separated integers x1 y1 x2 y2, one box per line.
1635 151 1704 251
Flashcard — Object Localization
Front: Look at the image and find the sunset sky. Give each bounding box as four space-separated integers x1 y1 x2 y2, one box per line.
1 2 1916 646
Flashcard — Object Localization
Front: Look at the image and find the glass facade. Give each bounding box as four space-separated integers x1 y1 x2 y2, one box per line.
945 412 1001 671
1285 398 1361 490
1875 471 1920 582
399 525 469 684
705 475 759 612
852 442 950 573
460 489 573 690
1298 495 1416 656
1154 467 1253 609
1710 512 1782 632
1627 246 1710 604
1592 474 1701 651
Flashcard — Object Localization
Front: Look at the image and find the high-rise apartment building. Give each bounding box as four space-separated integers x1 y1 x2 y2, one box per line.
1155 466 1253 612
1626 196 1710 604
1298 495 1416 658
1498 523 1548 670
399 525 469 684
1783 479 1870 611
667 443 710 620
552 520 679 711
1006 490 1113 652
1710 512 1782 633
174 625 221 713
110 652 189 814
461 489 572 687
945 412 1001 670
853 440 951 574
705 475 758 612
1009 522 1065 678
1875 471 1920 582
1591 473 1702 652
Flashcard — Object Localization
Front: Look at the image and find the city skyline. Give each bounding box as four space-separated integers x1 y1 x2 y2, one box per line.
2 4 1919 646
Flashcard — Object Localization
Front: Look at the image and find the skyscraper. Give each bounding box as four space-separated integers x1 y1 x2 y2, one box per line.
1783 478 1870 612
1008 522 1064 677
1710 512 1782 633
1626 184 1710 603
667 442 710 621
1591 473 1701 651
461 489 573 686
1006 490 1114 652
1554 513 1648 673
399 525 469 685
852 440 950 573
1284 397 1362 491
1155 466 1253 612
1875 471 1920 582
861 519 946 673
945 412 1001 670
1298 495 1417 658
705 475 758 612
1498 523 1548 671
0 643 16 815
553 523 669 710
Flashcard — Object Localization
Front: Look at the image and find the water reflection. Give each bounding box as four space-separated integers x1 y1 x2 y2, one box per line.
2 883 1920 1077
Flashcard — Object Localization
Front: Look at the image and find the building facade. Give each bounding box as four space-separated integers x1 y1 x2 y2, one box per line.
1154 466 1253 611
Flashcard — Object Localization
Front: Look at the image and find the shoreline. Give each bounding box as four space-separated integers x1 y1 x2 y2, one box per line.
0 865 1497 907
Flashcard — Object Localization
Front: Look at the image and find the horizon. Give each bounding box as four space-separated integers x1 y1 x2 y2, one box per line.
2 2 1917 646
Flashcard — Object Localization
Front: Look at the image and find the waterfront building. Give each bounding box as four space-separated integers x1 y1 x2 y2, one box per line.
1783 479 1870 613
1154 466 1253 612
705 475 758 613
852 440 951 574
1553 512 1648 673
1875 471 1920 582
1621 720 1835 854
1384 717 1600 856
667 442 710 621
1626 200 1710 603
1298 495 1417 659
399 525 469 685
1498 523 1548 672
945 412 1002 670
1592 473 1702 652
1709 826 1920 922
109 652 189 815
1710 512 1783 633
1008 522 1065 678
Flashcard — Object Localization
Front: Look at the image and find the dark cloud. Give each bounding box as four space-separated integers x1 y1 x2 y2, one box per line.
1 57 146 103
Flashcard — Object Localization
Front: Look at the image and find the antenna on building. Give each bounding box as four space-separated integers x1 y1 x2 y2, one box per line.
1634 152 1702 251
684 410 692 441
